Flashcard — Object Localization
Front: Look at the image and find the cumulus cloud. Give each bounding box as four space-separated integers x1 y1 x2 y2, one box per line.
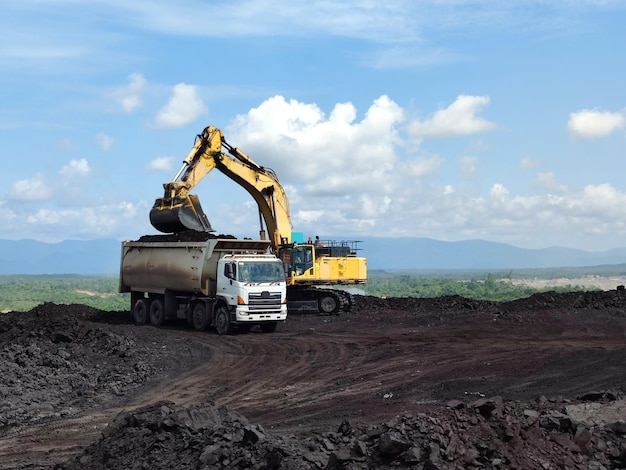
7 174 53 202
60 159 90 178
404 155 444 179
459 156 478 179
5 159 91 205
580 183 625 217
155 83 207 129
408 95 496 138
228 94 404 194
520 156 539 169
113 73 147 114
96 132 114 150
24 201 149 240
533 172 568 193
146 156 174 173
567 109 625 139
57 138 78 152
490 183 509 201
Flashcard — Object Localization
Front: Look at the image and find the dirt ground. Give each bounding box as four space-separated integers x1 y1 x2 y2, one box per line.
1 290 625 469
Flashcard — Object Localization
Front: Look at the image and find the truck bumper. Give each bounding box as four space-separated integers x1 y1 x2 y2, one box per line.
233 307 287 323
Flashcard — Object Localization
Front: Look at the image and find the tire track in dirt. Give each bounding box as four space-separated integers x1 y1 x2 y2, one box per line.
119 325 626 433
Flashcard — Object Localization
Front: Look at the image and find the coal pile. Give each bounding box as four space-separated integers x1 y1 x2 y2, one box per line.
0 303 182 434
137 231 236 242
60 394 626 469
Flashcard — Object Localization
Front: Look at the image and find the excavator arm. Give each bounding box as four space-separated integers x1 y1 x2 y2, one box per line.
150 126 292 250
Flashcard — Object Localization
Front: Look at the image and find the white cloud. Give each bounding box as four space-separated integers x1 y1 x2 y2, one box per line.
57 138 78 152
5 159 90 205
520 156 539 169
533 172 568 193
96 133 115 150
146 157 174 173
459 156 478 179
60 159 90 179
228 95 404 195
7 174 53 202
155 83 207 129
579 183 626 217
404 156 444 179
490 183 509 201
23 201 149 240
113 73 147 114
567 109 625 139
408 95 496 138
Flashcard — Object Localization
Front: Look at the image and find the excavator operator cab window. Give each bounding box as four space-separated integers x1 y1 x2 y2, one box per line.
279 245 313 276
291 245 313 275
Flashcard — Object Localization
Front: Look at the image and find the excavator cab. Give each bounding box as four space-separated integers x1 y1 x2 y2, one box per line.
149 194 213 233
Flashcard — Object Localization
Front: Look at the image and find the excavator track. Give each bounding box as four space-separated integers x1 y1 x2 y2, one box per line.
287 287 352 315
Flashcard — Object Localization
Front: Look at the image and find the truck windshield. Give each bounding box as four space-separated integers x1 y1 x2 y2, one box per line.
237 261 285 283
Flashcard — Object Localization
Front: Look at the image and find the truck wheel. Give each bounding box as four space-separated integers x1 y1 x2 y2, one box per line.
149 298 165 327
215 305 234 335
192 303 208 331
319 293 340 315
133 299 149 325
260 321 277 333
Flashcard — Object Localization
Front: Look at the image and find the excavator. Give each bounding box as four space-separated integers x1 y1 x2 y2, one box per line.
149 125 367 314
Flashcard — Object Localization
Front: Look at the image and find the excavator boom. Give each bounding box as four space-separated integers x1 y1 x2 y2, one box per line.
150 126 292 250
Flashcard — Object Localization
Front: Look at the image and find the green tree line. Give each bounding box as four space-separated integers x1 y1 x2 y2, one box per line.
0 275 129 312
363 270 591 302
0 272 596 313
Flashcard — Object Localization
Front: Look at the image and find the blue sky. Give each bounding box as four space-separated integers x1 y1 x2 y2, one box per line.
2 1 626 251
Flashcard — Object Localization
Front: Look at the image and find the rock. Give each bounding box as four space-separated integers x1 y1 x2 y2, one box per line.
469 396 502 418
446 399 465 409
605 420 626 434
378 431 411 456
199 443 222 465
242 425 265 445
580 391 607 402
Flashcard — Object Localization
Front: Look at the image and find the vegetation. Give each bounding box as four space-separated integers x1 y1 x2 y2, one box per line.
0 267 608 313
0 275 128 313
363 270 595 302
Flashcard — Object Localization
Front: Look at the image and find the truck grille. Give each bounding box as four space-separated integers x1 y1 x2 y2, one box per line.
248 291 282 310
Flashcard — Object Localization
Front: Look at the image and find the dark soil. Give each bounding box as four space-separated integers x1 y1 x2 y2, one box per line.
1 290 626 469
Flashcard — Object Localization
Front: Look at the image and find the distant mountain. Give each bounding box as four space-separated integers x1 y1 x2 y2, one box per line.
1 237 626 274
358 237 626 270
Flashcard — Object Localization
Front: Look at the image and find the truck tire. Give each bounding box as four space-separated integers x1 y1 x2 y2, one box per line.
260 321 277 333
133 299 149 325
215 305 234 335
192 303 208 331
149 298 165 326
319 292 340 315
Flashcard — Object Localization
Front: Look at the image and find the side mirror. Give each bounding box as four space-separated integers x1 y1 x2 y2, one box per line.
225 263 234 279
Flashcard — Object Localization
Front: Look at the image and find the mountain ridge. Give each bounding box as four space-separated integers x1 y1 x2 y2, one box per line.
1 237 626 274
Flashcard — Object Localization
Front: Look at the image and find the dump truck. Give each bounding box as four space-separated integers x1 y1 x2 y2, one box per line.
119 237 287 334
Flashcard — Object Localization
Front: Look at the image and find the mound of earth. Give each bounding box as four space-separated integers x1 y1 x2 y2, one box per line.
0 290 625 469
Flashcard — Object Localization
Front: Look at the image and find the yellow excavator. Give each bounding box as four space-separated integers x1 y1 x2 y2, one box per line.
150 125 367 314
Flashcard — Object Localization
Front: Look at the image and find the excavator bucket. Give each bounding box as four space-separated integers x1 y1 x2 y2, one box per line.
149 194 214 233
